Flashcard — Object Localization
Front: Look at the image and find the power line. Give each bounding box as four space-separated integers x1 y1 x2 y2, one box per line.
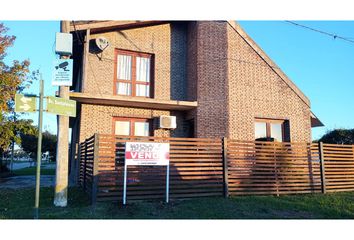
285 21 354 44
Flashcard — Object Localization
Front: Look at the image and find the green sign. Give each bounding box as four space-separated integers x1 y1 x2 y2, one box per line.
47 96 76 117
15 94 37 112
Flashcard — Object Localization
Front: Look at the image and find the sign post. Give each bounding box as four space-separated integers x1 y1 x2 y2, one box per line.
14 71 77 218
34 78 44 219
123 142 170 205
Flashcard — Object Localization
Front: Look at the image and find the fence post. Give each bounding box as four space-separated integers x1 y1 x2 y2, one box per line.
91 133 100 205
83 138 88 191
222 137 229 198
273 142 279 196
318 142 327 194
77 144 81 186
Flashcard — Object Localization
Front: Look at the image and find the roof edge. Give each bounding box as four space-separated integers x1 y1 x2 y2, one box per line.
70 20 170 33
227 20 311 108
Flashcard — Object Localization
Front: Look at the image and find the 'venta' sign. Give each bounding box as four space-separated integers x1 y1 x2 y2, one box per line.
125 142 170 166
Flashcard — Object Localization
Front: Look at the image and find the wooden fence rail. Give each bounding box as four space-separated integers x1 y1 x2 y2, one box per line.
227 140 322 196
77 134 354 204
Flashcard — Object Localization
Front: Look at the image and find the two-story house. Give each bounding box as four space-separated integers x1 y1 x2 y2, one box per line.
68 20 323 169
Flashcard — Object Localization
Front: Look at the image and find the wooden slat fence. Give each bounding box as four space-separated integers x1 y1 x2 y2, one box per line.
95 135 224 203
78 134 354 204
227 140 322 195
322 143 354 192
78 135 95 196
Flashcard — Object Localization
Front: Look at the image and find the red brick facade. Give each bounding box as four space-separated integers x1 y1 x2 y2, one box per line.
71 21 313 145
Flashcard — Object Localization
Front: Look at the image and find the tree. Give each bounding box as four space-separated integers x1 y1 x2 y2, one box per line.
0 22 36 170
318 129 354 145
21 131 57 162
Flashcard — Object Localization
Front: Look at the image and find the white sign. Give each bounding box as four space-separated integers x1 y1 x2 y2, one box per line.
125 142 170 166
52 59 73 86
55 32 73 55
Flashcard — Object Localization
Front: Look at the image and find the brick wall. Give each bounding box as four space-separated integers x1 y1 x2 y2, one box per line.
84 22 189 101
77 21 312 143
194 21 229 138
226 22 311 142
193 21 311 142
79 104 172 142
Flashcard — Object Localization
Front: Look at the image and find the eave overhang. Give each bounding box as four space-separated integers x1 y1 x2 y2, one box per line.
69 92 198 111
310 111 324 128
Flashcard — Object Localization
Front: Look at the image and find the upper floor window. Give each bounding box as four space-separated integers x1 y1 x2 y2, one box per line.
114 49 153 97
255 119 288 142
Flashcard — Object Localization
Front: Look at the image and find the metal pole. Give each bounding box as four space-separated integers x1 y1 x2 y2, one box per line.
166 164 170 203
34 78 44 219
123 163 127 205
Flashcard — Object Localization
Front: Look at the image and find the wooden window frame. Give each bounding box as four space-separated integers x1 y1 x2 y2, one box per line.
113 117 153 136
255 118 286 142
113 49 154 98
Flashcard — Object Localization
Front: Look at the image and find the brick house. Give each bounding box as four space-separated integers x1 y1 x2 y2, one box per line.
68 20 323 155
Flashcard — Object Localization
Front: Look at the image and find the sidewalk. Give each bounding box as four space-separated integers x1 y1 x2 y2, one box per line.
0 175 55 189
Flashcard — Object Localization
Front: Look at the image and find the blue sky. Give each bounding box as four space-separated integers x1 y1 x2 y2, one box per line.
3 21 60 134
238 21 354 139
2 20 354 140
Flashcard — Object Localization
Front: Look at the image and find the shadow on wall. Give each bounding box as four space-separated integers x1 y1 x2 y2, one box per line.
170 22 188 101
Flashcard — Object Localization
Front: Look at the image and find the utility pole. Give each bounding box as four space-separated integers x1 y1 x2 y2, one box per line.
54 20 70 207
34 77 44 219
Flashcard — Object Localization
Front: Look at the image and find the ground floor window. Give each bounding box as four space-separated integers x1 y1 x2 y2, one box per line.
255 118 289 142
113 117 151 136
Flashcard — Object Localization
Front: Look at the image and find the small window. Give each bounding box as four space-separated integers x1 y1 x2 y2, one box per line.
115 49 153 98
114 118 151 137
254 119 288 142
255 122 267 139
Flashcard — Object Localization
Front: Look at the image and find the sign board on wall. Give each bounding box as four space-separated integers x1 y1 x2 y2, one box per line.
125 142 170 166
52 59 73 86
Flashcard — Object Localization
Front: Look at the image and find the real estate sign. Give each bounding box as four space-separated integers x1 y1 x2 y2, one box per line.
47 96 76 117
14 94 37 112
125 142 170 166
123 142 170 204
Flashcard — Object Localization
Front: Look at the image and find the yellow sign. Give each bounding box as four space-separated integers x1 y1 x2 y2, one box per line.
47 96 76 117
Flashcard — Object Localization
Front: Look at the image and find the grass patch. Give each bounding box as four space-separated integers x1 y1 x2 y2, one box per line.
12 166 55 176
0 187 354 219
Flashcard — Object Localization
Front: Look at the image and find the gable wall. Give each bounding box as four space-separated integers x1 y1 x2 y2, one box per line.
226 23 311 142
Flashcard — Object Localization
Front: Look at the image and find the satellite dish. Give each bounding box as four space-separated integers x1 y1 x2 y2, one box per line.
89 37 110 54
95 37 110 51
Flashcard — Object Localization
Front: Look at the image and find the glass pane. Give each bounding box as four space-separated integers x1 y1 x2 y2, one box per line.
136 57 150 82
117 82 131 95
134 122 150 136
115 121 130 136
255 122 267 139
271 123 283 142
136 84 150 97
117 55 132 80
